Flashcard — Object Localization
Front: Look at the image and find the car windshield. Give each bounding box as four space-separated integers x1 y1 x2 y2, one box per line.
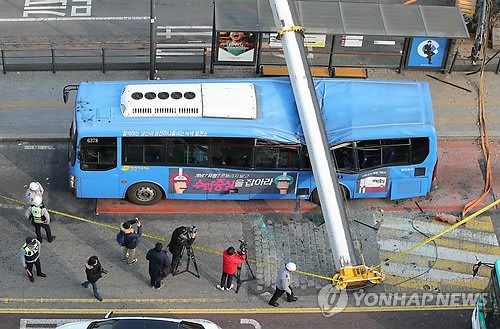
89 319 180 329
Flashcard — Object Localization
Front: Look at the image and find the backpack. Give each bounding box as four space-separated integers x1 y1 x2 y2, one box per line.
116 231 125 246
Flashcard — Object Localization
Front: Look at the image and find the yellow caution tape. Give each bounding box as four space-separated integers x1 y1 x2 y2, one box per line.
378 198 500 268
0 195 332 280
5 194 498 282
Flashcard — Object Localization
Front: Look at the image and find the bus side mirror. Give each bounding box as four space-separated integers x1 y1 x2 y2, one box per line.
62 84 79 104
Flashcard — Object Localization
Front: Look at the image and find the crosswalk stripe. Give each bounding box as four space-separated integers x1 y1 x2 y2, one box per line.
383 262 487 281
377 213 498 291
383 275 488 290
380 216 499 246
378 239 498 264
378 227 500 256
462 215 495 233
379 250 492 277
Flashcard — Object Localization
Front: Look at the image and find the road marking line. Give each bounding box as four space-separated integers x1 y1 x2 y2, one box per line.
0 203 24 210
0 100 69 109
0 305 475 314
23 145 56 150
378 239 498 264
383 275 488 290
241 319 262 329
1 297 227 303
380 216 499 246
379 250 492 277
383 262 487 281
20 318 88 329
378 227 500 255
0 16 149 22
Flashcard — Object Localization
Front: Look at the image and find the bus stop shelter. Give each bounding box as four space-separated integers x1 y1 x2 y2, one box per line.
211 0 470 74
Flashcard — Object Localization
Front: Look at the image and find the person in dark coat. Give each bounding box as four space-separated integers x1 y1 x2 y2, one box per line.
81 256 107 302
146 242 171 289
120 218 142 265
168 226 197 273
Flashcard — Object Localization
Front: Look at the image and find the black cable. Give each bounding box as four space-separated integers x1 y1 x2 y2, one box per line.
393 213 438 286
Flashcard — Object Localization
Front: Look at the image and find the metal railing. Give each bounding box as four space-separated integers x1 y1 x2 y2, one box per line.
0 42 207 74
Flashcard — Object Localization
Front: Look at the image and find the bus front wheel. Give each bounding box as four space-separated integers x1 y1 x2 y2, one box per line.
127 183 163 205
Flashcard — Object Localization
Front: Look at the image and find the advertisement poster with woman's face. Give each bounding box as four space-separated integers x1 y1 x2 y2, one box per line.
217 31 256 63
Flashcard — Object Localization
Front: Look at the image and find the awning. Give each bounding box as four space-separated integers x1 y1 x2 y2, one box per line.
215 0 470 38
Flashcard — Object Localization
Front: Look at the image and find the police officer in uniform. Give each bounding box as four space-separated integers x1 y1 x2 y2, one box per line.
19 237 46 282
24 195 55 243
25 181 44 206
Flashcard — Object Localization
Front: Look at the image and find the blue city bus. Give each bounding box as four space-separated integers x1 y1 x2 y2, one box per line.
65 77 438 205
472 259 500 329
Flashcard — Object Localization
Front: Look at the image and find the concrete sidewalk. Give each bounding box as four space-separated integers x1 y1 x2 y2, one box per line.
0 69 499 140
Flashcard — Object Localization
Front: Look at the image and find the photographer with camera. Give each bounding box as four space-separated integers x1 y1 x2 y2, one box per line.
119 218 142 265
217 243 246 291
168 226 197 274
81 255 107 302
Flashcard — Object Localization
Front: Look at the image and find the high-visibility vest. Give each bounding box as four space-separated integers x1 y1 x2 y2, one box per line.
23 242 40 262
30 205 44 223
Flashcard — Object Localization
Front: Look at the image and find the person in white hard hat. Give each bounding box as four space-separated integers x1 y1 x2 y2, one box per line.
24 195 55 243
268 262 298 307
25 182 44 206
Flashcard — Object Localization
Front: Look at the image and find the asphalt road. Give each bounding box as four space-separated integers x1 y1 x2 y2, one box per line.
2 308 473 329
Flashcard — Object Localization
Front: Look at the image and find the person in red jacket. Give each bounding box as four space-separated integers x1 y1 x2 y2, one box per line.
217 246 246 291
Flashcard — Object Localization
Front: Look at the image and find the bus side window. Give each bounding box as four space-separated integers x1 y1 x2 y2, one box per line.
411 137 430 164
255 147 278 169
191 146 208 165
358 148 381 170
333 146 355 171
210 137 253 169
79 137 117 171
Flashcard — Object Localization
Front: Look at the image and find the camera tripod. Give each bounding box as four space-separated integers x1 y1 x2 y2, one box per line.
172 245 200 278
235 256 256 293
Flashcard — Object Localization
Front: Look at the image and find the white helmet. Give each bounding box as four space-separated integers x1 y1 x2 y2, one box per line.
33 196 43 206
29 182 39 191
285 262 297 272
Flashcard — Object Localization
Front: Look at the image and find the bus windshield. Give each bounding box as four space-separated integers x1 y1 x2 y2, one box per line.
66 77 437 205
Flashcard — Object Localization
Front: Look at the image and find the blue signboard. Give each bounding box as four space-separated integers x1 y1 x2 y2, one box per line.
407 37 448 68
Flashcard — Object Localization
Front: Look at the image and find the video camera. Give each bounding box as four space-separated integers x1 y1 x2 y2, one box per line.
176 226 197 247
238 239 247 255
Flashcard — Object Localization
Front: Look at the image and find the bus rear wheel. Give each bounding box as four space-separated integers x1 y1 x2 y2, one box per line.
127 183 163 205
311 186 350 205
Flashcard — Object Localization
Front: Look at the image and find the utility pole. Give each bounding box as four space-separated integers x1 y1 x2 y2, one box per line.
149 0 157 80
268 0 384 288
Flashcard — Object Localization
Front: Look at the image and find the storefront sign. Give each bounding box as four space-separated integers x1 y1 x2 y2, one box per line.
407 37 449 68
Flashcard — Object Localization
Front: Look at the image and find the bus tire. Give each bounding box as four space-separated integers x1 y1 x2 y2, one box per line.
311 189 321 205
311 186 350 205
341 185 350 200
127 182 163 205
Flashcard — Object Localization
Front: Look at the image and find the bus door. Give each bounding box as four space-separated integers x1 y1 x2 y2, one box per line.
77 137 120 198
333 142 390 199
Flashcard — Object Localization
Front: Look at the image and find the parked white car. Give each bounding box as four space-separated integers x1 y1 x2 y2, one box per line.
57 312 221 329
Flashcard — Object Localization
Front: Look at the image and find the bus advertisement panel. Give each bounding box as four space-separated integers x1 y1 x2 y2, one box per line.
66 77 438 205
